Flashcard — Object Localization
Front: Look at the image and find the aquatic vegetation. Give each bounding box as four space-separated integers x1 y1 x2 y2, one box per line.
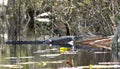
38 61 47 67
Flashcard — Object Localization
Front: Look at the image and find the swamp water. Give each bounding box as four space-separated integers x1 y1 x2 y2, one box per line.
0 44 111 69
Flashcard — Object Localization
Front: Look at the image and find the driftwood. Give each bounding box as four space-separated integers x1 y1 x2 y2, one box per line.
75 37 112 50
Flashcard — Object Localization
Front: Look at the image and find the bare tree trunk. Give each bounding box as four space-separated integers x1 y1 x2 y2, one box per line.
111 23 120 61
7 0 19 64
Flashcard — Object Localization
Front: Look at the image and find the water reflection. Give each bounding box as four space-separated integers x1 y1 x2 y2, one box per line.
0 43 111 69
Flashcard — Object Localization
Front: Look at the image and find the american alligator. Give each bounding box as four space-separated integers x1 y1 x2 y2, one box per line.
6 32 97 45
5 32 106 51
5 36 79 47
